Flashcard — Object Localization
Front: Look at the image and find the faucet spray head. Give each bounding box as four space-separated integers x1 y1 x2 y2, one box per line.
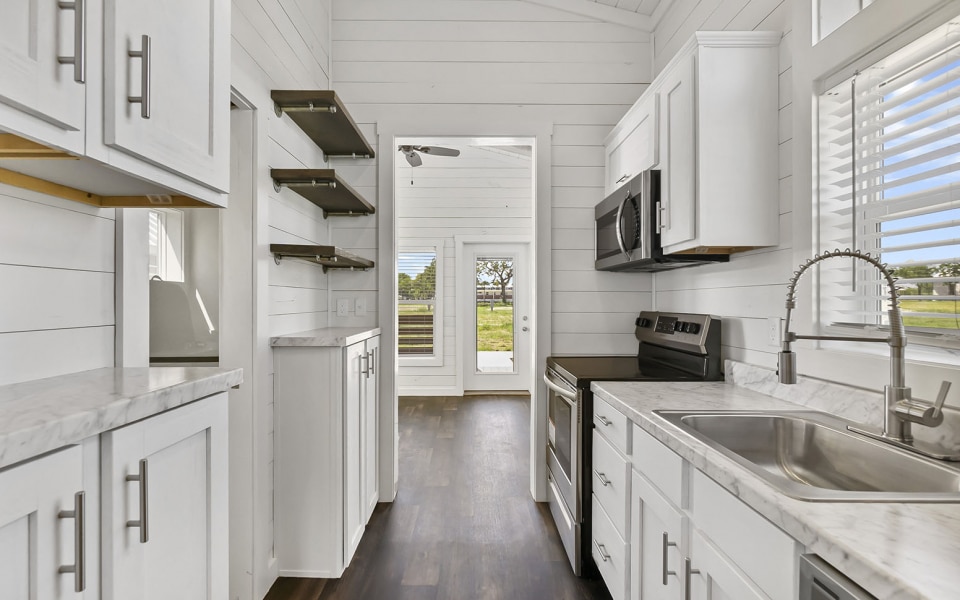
778 351 797 384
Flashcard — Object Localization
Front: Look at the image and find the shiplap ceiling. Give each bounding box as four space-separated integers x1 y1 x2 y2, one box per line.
520 0 674 30
587 0 666 15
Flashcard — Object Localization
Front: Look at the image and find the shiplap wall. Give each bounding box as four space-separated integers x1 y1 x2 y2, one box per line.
396 143 533 392
652 0 792 369
332 0 655 355
0 186 115 385
231 1 334 598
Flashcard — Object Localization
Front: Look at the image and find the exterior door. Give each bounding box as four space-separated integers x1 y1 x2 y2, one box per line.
461 242 531 391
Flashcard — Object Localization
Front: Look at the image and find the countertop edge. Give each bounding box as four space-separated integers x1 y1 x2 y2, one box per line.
0 367 243 471
592 380 932 600
270 326 381 347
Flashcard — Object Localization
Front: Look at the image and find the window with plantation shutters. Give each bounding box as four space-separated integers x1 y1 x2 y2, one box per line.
397 248 442 361
818 20 960 343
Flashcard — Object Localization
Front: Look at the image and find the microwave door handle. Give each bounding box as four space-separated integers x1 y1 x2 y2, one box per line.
615 196 631 258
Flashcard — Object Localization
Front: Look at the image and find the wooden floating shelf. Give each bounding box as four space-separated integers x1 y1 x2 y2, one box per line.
271 90 375 159
271 169 375 217
270 244 374 273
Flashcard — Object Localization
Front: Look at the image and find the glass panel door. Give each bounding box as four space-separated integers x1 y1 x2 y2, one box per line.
475 256 515 374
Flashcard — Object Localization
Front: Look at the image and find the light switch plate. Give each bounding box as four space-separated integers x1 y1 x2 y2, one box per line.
336 298 350 317
355 297 367 316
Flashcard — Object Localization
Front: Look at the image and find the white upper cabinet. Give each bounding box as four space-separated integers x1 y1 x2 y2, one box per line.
604 32 782 256
658 32 782 255
0 0 86 152
102 0 229 193
604 94 659 196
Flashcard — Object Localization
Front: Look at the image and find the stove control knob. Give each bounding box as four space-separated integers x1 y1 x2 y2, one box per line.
686 322 701 335
674 321 684 332
636 317 651 328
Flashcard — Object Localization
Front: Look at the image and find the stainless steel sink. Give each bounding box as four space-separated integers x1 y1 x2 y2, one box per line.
654 410 960 502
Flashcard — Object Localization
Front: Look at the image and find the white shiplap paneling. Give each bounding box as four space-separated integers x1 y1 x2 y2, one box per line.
0 184 116 385
652 0 792 369
332 0 655 359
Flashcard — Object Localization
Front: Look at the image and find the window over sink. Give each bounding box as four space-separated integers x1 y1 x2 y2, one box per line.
818 16 960 348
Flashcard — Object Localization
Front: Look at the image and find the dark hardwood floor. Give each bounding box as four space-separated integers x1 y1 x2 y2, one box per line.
265 394 612 600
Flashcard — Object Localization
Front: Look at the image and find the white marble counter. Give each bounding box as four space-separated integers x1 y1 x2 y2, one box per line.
0 367 243 470
592 377 960 600
270 327 381 348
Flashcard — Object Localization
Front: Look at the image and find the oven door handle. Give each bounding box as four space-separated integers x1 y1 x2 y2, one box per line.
543 373 577 402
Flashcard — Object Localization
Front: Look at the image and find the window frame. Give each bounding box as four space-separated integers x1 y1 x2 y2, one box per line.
397 241 444 367
147 207 185 283
810 0 960 356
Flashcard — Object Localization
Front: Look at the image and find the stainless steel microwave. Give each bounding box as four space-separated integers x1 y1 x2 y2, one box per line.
594 170 728 272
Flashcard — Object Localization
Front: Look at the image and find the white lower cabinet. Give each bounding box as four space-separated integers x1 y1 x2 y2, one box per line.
628 423 798 600
274 335 380 578
630 471 682 600
0 445 88 599
101 392 229 600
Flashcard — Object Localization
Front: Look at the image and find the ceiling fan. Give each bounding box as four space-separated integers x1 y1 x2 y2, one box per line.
398 144 461 167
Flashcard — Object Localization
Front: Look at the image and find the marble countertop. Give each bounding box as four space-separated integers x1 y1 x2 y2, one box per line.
270 327 381 348
592 378 960 600
0 367 243 470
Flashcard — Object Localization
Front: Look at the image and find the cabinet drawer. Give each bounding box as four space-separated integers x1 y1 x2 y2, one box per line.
594 395 629 455
691 469 797 600
592 430 630 537
632 423 684 507
592 495 628 600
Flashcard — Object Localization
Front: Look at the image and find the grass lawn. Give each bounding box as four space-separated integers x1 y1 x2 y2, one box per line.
476 304 514 351
899 299 960 329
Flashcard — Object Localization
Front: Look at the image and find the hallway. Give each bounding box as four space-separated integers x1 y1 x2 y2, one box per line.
266 395 612 599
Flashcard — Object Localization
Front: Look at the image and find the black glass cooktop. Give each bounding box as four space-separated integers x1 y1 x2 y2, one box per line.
547 355 700 389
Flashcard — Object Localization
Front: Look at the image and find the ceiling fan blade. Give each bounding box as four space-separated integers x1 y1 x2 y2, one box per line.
418 145 460 157
405 151 422 167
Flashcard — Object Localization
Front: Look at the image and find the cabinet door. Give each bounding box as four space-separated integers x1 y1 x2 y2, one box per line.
344 342 365 564
362 337 380 522
0 446 85 600
101 393 228 600
102 0 229 192
687 529 769 600
658 53 697 251
606 94 659 195
0 0 85 138
630 470 682 600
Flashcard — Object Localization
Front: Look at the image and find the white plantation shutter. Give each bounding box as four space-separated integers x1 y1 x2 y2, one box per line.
819 20 960 341
397 251 439 356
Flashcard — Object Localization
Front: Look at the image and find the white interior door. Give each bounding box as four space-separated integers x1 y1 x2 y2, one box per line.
461 242 531 392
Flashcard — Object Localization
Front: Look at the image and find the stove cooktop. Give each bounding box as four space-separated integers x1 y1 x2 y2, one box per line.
546 355 700 389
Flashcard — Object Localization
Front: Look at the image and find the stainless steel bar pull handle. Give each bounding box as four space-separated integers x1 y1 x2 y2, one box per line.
57 0 85 83
596 415 612 427
128 35 151 119
58 491 86 592
662 532 677 585
125 459 149 543
368 349 375 376
594 469 611 487
361 352 369 376
594 540 610 562
683 557 701 600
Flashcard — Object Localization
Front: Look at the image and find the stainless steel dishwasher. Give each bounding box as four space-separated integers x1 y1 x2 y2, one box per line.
799 555 876 600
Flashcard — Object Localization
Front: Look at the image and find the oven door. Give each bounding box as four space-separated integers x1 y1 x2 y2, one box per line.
544 369 579 520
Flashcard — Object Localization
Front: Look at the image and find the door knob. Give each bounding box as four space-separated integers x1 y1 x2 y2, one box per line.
522 326 529 332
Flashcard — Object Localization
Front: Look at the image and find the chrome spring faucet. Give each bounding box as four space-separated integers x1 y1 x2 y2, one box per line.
778 249 954 459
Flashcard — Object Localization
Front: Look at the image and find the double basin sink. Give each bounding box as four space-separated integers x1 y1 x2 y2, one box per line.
654 410 960 502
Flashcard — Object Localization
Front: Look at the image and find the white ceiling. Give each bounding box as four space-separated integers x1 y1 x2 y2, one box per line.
586 0 666 16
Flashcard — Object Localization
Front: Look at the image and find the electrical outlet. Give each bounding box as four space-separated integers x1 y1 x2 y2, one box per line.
336 298 350 317
767 317 782 347
355 297 367 316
